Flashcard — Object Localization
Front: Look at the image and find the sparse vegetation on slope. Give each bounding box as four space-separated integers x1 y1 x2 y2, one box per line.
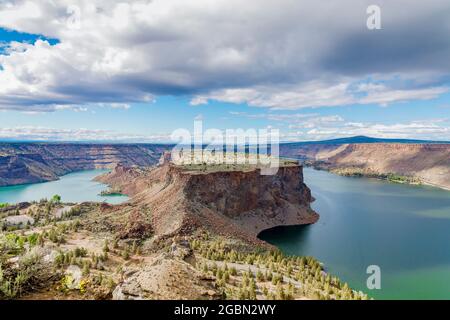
330 167 422 185
0 156 370 300
190 236 369 300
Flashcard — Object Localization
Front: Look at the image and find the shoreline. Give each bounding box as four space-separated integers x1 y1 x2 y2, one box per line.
421 180 450 192
305 165 450 192
0 168 113 189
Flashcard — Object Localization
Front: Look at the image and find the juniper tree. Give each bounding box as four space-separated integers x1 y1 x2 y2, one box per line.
131 240 137 255
262 286 269 297
276 283 285 300
103 240 109 253
256 270 264 282
122 247 130 260
222 271 230 283
82 261 90 276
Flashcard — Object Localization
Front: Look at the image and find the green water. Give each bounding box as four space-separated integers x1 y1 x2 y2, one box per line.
259 168 450 299
0 170 128 205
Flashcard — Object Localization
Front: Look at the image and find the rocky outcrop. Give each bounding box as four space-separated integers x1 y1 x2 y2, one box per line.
281 143 450 190
98 161 318 243
112 253 221 300
0 143 170 186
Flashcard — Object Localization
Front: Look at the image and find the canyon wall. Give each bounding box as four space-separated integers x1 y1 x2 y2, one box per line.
0 143 170 186
281 143 450 190
1 142 449 191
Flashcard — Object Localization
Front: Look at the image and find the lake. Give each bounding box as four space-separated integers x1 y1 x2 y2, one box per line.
259 167 450 299
0 170 129 205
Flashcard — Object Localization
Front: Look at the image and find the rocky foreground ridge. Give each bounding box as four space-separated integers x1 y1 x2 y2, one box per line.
281 143 450 190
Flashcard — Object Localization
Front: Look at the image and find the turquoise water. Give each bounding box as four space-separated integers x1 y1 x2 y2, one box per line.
259 168 450 299
0 170 129 205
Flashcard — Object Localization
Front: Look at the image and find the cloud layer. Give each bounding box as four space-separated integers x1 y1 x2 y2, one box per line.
3 116 449 142
231 112 450 141
0 0 450 111
0 126 170 142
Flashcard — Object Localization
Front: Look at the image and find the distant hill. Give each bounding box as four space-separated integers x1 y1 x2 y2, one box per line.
279 140 450 190
282 135 450 145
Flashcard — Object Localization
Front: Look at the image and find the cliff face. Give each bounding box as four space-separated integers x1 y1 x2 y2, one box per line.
0 143 170 186
184 166 312 218
98 162 318 243
3 141 448 190
281 143 450 190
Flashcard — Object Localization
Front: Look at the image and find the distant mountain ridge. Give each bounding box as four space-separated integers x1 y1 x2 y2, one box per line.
1 135 449 145
282 135 450 145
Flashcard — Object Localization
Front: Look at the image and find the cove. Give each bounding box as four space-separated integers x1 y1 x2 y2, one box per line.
259 167 450 299
0 169 128 205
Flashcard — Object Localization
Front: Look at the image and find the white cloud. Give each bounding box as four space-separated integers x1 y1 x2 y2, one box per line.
190 96 208 106
359 86 449 107
282 119 450 141
0 126 171 142
0 0 449 111
192 83 355 109
230 109 450 141
192 82 449 110
97 103 131 110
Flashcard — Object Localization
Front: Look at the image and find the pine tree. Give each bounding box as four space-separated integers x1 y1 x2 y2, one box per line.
276 283 285 300
112 238 119 249
103 240 109 253
122 247 130 260
287 266 293 275
131 240 138 255
222 271 230 283
256 270 264 282
249 282 257 300
37 234 44 247
82 261 90 276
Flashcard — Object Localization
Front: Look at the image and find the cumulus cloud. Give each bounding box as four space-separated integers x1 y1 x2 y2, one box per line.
0 0 449 111
283 118 450 141
0 126 171 142
1 118 448 142
308 120 450 140
231 110 450 141
194 82 449 109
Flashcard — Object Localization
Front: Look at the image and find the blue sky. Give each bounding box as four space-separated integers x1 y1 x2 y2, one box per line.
0 28 58 46
0 1 449 142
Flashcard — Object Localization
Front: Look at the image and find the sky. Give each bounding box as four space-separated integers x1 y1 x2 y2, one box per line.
0 0 449 143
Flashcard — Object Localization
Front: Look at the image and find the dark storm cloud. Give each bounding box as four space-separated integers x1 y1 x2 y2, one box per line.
322 8 450 77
